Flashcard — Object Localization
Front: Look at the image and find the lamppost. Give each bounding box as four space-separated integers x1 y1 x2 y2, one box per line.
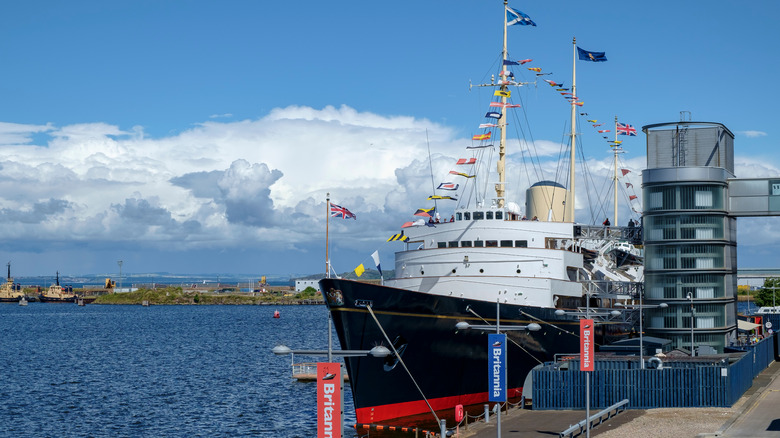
686 292 695 356
616 300 668 369
455 300 542 438
273 314 391 438
554 308 621 438
117 260 123 293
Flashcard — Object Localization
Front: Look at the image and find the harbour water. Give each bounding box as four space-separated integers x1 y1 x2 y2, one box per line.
0 303 359 437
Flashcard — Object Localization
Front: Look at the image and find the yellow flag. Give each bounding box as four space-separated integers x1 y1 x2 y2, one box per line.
354 264 365 277
494 90 511 98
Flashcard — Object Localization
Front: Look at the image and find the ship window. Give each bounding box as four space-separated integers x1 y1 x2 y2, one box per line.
486 240 498 247
461 241 472 247
456 213 462 221
448 241 459 248
495 211 503 220
473 212 484 220
437 242 446 248
515 240 528 248
464 212 471 220
486 212 494 219
500 240 513 247
474 240 484 247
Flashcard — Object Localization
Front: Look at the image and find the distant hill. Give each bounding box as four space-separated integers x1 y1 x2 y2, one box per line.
294 268 394 281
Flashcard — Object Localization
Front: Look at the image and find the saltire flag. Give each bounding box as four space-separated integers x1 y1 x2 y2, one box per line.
621 169 631 176
629 195 638 201
617 122 638 136
428 195 458 201
472 132 492 140
626 182 633 188
449 171 475 178
414 207 436 217
485 111 502 119
527 67 541 72
467 144 494 149
577 47 608 62
597 129 611 133
494 90 511 98
354 264 365 277
437 182 459 190
330 203 356 220
499 70 515 77
387 232 409 242
506 6 537 26
479 123 498 128
371 251 382 276
456 158 477 165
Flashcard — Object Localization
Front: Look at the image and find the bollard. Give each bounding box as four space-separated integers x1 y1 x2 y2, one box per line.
440 419 446 437
484 404 490 423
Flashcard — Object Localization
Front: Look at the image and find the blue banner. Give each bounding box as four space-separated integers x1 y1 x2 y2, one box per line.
488 333 507 402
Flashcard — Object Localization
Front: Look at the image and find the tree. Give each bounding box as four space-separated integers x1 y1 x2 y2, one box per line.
755 277 780 308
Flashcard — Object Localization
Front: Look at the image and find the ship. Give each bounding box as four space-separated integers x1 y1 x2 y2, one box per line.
0 262 25 303
319 1 642 427
39 271 94 303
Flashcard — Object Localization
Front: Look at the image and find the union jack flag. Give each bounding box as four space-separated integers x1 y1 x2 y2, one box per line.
330 203 356 220
617 122 637 136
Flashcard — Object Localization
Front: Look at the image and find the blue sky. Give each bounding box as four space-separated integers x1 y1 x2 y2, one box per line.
0 0 778 277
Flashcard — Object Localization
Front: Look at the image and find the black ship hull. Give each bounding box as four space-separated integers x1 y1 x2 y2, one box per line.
320 278 624 426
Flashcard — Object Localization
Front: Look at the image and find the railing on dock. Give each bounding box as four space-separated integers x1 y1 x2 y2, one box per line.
559 399 628 438
533 334 776 409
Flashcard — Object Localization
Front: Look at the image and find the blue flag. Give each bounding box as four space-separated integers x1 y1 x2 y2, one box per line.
577 47 607 62
506 6 536 26
485 111 502 119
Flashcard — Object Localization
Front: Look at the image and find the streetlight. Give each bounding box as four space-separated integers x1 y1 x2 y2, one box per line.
554 307 621 438
687 292 695 357
117 260 123 293
454 300 542 438
616 301 668 369
272 344 391 358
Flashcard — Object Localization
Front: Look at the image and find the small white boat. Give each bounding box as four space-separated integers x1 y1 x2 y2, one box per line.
18 296 27 306
756 306 780 314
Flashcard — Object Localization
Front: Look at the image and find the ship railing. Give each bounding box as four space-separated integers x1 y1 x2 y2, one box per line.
573 224 643 244
579 280 642 300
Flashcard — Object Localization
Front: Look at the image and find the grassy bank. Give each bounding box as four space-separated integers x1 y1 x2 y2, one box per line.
92 286 323 305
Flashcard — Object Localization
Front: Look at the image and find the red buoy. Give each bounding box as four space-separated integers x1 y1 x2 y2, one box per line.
273 310 280 318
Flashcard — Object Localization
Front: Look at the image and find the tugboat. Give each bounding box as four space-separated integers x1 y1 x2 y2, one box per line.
319 1 641 426
0 262 25 303
39 271 79 303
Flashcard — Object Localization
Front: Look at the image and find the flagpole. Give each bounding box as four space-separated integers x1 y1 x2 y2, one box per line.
614 116 618 227
496 0 509 209
325 192 330 279
568 37 577 222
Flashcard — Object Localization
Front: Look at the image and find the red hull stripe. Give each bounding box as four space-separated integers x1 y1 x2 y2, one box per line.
355 387 523 424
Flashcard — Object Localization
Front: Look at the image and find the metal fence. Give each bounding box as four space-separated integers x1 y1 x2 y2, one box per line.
533 334 776 409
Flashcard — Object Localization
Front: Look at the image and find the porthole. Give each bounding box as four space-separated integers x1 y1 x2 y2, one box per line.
451 268 457 274
516 269 521 274
479 269 484 273
421 270 424 275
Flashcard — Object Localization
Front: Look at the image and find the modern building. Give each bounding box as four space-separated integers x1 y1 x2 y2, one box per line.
294 279 321 292
642 119 780 353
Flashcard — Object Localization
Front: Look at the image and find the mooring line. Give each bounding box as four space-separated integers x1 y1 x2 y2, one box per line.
365 304 441 425
467 306 543 365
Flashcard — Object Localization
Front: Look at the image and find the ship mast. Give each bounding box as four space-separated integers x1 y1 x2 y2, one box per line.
495 0 509 208
613 116 619 226
566 37 577 222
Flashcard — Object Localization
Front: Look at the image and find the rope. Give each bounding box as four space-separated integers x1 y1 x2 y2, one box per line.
365 305 441 425
466 306 544 365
